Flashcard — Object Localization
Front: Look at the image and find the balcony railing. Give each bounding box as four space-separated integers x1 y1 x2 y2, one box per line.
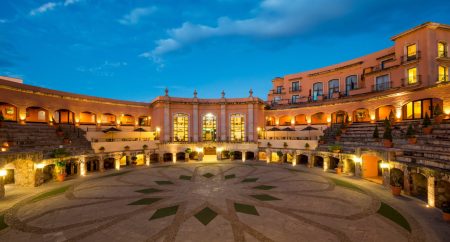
401 51 421 64
401 75 421 86
289 87 302 93
438 51 448 58
270 88 286 95
372 81 392 92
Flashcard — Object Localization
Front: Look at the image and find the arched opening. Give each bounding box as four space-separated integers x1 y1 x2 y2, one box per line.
375 105 395 121
202 113 217 141
86 159 99 172
436 180 450 208
43 164 55 183
314 156 324 168
331 111 348 124
102 113 116 125
103 157 115 170
271 152 281 162
298 155 308 165
173 113 189 142
163 153 173 162
120 114 135 126
258 151 267 161
390 168 404 188
311 112 327 124
176 152 186 162
230 114 245 142
189 151 199 160
411 173 428 202
0 102 17 121
329 156 340 170
266 116 276 126
138 116 151 126
233 151 242 160
65 159 78 176
26 106 49 123
353 108 370 123
294 114 307 125
53 109 75 124
346 159 355 174
2 169 15 184
245 151 255 160
80 112 96 124
150 153 159 163
278 116 291 126
362 154 382 183
402 98 442 120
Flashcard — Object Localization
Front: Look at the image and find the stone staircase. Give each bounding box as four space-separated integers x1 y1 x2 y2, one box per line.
0 122 94 158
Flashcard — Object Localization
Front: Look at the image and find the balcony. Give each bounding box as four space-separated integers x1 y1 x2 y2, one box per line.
289 87 302 93
372 81 392 92
401 51 420 64
401 75 421 87
269 88 286 95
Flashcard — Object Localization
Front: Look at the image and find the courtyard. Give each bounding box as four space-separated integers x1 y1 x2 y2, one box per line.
0 161 441 242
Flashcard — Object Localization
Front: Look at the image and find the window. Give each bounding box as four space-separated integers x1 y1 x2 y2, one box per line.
312 82 323 101
407 67 417 84
328 79 339 98
38 111 46 121
202 113 216 141
173 113 189 142
438 65 449 82
230 114 245 142
438 42 447 57
276 86 283 94
345 75 357 95
402 99 433 120
406 44 417 60
375 75 390 91
272 96 281 104
291 81 300 92
291 95 299 104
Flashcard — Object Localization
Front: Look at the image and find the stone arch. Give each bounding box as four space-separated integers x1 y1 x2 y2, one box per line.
361 154 382 180
0 102 18 121
314 155 324 168
311 112 327 124
163 153 173 162
352 108 370 123
278 116 291 126
245 151 255 160
26 106 49 123
102 113 116 125
176 152 186 162
298 154 308 165
233 151 243 160
103 157 115 170
80 111 97 124
375 105 395 121
411 172 428 202
266 116 276 126
329 156 340 170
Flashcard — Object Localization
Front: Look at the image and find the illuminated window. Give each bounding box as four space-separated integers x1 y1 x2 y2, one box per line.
120 115 135 125
328 79 339 98
230 114 245 142
438 42 447 57
202 113 216 141
407 67 417 84
38 111 46 121
438 65 448 82
312 82 323 101
402 99 433 120
102 113 116 125
80 112 96 124
173 113 189 142
406 44 417 60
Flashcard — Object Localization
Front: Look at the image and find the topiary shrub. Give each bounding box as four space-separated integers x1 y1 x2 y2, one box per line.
373 125 379 139
422 112 432 127
406 124 416 138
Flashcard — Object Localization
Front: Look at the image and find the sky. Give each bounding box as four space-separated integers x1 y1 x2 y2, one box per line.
1 0 450 102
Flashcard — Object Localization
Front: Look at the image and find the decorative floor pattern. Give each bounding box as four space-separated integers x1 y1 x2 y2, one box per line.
0 162 418 242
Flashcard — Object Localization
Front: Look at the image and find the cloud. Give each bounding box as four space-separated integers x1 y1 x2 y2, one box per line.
76 61 128 77
0 19 7 24
118 7 157 25
64 0 80 6
30 2 58 16
142 0 348 63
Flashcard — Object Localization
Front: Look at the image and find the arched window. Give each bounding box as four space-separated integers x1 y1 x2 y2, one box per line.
173 113 189 142
54 109 75 124
230 114 245 142
138 116 151 126
102 113 116 125
438 65 448 82
328 79 339 98
202 113 217 141
120 114 135 126
438 42 447 58
312 82 323 101
80 112 96 124
0 102 17 121
26 107 48 123
345 75 357 95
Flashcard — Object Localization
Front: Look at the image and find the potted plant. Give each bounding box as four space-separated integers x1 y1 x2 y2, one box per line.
304 142 310 150
276 151 284 162
283 142 288 148
433 104 444 124
372 125 380 140
422 112 432 135
99 146 105 152
406 123 417 144
229 151 235 160
442 201 450 221
143 144 148 150
390 171 402 196
335 128 342 141
335 161 344 175
389 110 396 124
329 144 342 153
56 126 64 136
0 111 4 128
63 132 71 144
185 148 192 161
55 161 66 182
383 119 393 148
124 145 130 151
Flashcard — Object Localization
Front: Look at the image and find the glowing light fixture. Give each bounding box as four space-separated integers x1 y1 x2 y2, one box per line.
0 169 7 177
380 162 390 169
196 147 203 153
35 163 45 169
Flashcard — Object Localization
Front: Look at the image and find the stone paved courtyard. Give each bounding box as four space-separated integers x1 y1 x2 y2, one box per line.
0 162 425 241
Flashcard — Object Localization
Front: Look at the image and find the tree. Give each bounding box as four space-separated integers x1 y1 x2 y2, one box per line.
372 125 379 139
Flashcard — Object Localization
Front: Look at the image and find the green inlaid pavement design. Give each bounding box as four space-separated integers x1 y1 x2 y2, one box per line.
253 185 276 190
251 194 281 201
377 202 411 232
99 170 132 178
234 203 259 216
202 173 214 178
241 178 258 183
330 178 365 193
128 198 162 205
135 188 163 194
0 214 7 231
179 175 192 180
31 185 70 202
150 205 179 220
154 180 174 185
224 174 236 180
195 207 218 225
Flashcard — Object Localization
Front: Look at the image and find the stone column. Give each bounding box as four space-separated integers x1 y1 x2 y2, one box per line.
0 177 5 199
193 104 199 142
427 176 435 207
354 161 362 177
114 157 121 170
266 149 272 163
323 156 330 172
403 168 411 195
217 152 222 161
291 152 297 165
172 153 177 163
163 102 170 142
247 103 254 142
70 162 75 175
79 156 87 176
145 153 150 166
99 155 104 172
34 167 44 187
220 104 226 141
308 154 314 168
242 151 247 162
381 167 390 187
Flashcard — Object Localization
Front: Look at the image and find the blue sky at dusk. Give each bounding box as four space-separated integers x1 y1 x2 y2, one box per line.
1 0 450 102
